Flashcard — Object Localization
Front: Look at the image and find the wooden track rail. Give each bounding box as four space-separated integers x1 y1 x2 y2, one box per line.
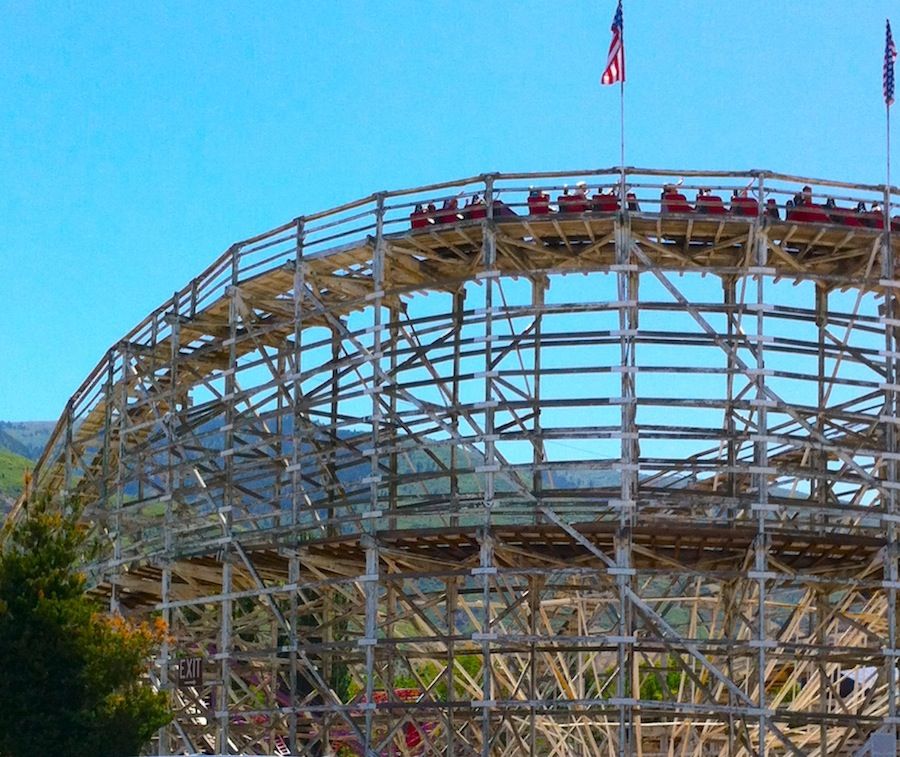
11 168 900 755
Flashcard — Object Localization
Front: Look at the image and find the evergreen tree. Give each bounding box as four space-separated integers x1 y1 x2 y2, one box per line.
0 500 170 757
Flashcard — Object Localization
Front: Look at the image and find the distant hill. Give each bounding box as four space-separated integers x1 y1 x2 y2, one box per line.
0 421 53 513
0 420 55 461
0 417 626 517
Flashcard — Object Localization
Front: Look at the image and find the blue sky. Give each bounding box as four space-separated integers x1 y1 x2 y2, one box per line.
1 0 898 421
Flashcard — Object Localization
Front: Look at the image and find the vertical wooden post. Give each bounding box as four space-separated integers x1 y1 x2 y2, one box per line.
291 218 306 531
100 350 115 515
450 287 464 527
157 302 181 757
445 576 458 757
479 174 497 757
362 194 386 755
288 217 305 753
218 556 233 754
111 342 129 615
614 175 638 757
723 276 737 500
752 184 770 756
815 285 828 516
217 249 240 755
328 327 340 537
532 277 545 511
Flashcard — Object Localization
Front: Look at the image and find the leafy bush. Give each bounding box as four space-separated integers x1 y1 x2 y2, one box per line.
0 499 171 757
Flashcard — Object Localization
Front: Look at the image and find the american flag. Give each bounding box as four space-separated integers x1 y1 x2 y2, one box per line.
273 735 291 756
886 19 897 106
601 0 625 86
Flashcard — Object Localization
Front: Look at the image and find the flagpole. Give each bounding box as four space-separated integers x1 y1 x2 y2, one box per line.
601 0 625 200
620 79 625 170
618 2 625 203
886 17 895 228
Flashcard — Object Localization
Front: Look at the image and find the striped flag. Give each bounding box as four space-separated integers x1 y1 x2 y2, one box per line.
886 19 897 106
274 735 291 756
601 0 625 85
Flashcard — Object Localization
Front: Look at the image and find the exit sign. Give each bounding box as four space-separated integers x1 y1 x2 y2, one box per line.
178 657 203 687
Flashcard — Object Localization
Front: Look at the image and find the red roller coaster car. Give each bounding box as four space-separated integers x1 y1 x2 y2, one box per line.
328 689 437 756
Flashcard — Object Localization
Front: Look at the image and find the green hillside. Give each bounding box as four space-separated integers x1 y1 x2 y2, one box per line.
0 421 52 512
0 448 31 501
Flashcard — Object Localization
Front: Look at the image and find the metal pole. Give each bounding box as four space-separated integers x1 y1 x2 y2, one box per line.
619 80 626 213
620 79 625 170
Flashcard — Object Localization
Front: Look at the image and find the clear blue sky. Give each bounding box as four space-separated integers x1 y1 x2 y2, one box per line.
1 0 897 421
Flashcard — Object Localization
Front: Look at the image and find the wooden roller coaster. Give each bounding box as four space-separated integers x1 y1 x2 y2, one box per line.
13 167 900 756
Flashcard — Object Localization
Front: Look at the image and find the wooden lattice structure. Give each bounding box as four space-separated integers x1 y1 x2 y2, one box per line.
13 167 900 755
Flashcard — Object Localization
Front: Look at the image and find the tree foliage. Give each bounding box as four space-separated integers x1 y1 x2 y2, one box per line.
0 500 171 757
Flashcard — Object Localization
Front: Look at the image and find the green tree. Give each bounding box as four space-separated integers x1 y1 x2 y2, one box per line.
0 499 171 757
